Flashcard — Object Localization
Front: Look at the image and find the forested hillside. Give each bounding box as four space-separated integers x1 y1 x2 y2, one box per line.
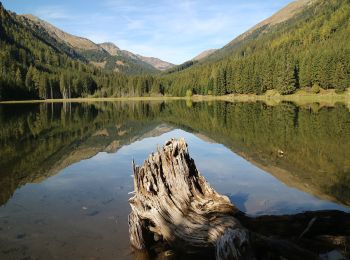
1 0 349 100
162 0 350 96
20 15 161 75
0 2 165 100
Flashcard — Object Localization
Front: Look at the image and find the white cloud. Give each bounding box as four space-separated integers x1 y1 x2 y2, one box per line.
26 0 294 64
34 5 72 20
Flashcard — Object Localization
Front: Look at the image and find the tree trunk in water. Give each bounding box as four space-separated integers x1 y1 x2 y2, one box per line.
128 139 350 260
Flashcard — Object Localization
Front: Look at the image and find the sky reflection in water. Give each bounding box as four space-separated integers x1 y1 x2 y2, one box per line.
1 101 349 259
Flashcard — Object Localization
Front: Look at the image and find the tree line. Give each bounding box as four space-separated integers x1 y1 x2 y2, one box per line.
0 0 349 101
0 3 164 101
160 0 350 96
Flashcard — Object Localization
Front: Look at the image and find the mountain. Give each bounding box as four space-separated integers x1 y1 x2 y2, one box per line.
1 0 350 100
243 0 314 34
192 49 217 61
242 0 314 38
19 14 174 74
17 14 176 73
162 0 350 96
163 1 315 75
0 2 168 101
21 14 103 51
208 0 316 62
0 3 127 100
136 55 174 71
98 42 120 56
98 42 174 71
162 49 217 74
20 14 159 75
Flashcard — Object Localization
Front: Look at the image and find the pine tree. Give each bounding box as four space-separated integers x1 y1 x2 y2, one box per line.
15 68 23 87
334 62 348 93
25 66 34 91
38 74 48 99
276 55 298 95
60 74 67 99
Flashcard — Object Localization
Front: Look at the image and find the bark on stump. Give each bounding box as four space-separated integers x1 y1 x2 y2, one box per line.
128 138 252 259
128 138 350 260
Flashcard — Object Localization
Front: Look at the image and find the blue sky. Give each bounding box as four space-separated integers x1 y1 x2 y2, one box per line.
2 0 293 64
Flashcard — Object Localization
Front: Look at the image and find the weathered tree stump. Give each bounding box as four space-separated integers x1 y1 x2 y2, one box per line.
128 138 350 260
129 138 252 259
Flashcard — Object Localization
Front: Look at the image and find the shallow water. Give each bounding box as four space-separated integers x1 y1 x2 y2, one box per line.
0 101 349 259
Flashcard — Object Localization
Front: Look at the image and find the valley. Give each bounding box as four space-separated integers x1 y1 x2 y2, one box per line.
0 0 349 101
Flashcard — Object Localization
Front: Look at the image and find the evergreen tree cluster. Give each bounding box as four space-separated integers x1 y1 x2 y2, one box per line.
0 3 163 101
80 49 158 75
0 0 350 100
161 0 350 96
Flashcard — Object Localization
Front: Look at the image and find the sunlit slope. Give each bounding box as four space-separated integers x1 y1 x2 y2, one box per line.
163 0 350 97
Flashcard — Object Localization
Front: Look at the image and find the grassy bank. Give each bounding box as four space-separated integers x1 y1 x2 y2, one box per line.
1 89 349 106
192 89 350 106
0 96 185 104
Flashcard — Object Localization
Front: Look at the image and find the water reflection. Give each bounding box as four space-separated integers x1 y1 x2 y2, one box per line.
1 101 350 207
0 101 349 259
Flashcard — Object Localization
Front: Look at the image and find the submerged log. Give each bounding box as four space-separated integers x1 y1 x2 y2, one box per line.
128 138 350 260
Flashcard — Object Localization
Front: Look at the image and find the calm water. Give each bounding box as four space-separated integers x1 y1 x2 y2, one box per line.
0 101 349 259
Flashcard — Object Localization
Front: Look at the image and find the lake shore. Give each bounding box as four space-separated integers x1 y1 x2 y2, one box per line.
1 89 349 106
191 89 350 106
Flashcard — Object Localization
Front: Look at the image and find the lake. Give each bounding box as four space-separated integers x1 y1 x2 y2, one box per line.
0 100 349 259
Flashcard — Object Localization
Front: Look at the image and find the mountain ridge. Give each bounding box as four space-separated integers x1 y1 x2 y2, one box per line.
229 0 315 45
20 14 174 72
98 42 120 55
166 0 317 73
187 0 317 66
192 49 217 61
98 41 175 70
0 2 167 100
21 14 103 51
217 0 316 58
162 0 350 97
136 55 174 71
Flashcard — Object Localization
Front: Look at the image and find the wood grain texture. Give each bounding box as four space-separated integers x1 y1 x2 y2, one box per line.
128 138 350 260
